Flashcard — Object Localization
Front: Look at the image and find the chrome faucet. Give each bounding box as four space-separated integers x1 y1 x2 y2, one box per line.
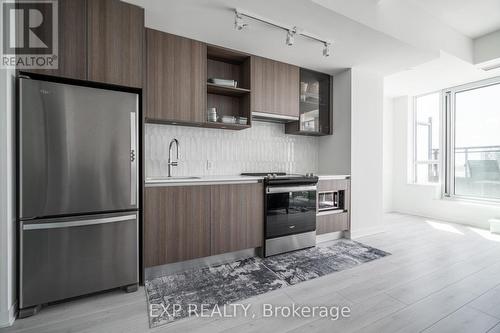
167 138 180 177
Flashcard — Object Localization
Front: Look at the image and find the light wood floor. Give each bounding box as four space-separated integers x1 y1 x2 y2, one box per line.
4 213 500 333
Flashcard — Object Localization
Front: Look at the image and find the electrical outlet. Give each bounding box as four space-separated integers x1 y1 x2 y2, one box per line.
206 160 213 170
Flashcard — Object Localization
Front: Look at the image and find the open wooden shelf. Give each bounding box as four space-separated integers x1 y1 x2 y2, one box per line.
206 45 252 128
207 83 250 97
203 122 250 130
145 118 250 131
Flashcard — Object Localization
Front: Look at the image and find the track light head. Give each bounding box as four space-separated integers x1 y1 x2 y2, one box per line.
323 42 331 57
234 10 247 31
286 27 297 46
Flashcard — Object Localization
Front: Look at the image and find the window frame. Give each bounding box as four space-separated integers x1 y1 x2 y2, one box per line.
443 76 500 203
411 91 442 185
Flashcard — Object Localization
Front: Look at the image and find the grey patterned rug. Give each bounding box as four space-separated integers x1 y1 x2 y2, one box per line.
145 239 390 328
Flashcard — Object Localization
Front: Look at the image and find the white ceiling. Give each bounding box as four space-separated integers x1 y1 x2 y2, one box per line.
384 52 500 97
405 0 500 39
311 0 474 63
124 0 500 97
124 0 436 75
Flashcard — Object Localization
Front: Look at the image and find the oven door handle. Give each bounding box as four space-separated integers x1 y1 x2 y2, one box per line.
266 185 317 194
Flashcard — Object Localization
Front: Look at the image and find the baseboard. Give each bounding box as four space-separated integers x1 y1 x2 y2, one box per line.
347 225 386 239
0 302 17 328
145 248 258 280
316 231 345 243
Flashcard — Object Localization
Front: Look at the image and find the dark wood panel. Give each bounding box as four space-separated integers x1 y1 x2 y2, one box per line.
144 186 211 267
206 83 250 97
87 0 144 87
318 179 349 192
206 44 250 64
316 178 351 233
245 183 264 248
251 56 299 118
317 212 349 235
146 29 206 122
27 0 87 80
207 94 250 120
207 59 242 87
210 183 264 255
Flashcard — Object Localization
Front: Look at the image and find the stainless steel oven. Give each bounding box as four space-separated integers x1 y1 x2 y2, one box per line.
263 176 318 257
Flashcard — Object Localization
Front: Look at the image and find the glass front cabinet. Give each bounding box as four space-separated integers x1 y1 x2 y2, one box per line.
285 68 332 136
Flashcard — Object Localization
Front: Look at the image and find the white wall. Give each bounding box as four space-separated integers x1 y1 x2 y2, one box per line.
383 96 394 212
474 29 500 65
349 68 385 237
389 96 500 229
0 68 16 327
319 69 351 174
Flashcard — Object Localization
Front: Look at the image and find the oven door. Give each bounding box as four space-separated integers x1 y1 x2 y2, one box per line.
265 185 317 239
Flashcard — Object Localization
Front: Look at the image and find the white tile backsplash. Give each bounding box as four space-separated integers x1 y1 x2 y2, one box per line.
145 121 319 177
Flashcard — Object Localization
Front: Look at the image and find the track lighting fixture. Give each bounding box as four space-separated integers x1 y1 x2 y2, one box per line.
286 27 297 46
234 9 332 57
234 10 247 31
323 42 331 57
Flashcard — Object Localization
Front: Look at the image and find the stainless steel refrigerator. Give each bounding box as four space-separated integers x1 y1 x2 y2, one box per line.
18 77 139 317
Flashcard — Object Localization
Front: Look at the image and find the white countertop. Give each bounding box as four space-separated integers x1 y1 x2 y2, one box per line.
145 174 350 186
145 175 264 186
317 175 350 180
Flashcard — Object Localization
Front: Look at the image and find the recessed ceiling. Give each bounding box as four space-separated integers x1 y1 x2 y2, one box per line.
384 52 500 97
406 0 500 39
124 0 436 75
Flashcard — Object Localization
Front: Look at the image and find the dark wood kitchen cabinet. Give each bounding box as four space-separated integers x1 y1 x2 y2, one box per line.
144 186 211 267
24 0 87 80
285 68 332 136
251 56 299 118
316 178 351 235
210 183 264 255
23 0 144 87
144 182 264 267
87 0 144 87
317 213 349 234
145 29 207 123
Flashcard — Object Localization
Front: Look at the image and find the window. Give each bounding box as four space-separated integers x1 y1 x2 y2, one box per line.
413 93 440 184
445 78 500 200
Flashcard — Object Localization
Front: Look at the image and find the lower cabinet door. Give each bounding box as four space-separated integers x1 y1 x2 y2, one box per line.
144 186 211 267
210 183 264 255
316 212 349 235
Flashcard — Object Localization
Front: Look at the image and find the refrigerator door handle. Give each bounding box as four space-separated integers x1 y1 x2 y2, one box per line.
22 214 137 230
130 111 137 206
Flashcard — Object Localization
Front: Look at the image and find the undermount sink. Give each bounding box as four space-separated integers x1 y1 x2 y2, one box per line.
147 176 200 181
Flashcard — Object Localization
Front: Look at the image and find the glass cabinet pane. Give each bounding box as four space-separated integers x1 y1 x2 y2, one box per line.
299 68 330 134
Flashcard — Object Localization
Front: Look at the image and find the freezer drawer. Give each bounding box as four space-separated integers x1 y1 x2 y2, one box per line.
20 212 138 309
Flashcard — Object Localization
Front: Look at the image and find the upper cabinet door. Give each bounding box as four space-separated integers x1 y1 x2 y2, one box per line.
285 68 332 136
251 56 299 118
87 0 144 87
26 0 87 80
145 29 207 123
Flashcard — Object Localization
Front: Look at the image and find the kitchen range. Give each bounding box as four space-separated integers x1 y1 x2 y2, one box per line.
241 173 319 256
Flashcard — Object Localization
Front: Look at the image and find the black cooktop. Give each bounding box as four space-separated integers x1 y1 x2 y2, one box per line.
241 172 287 177
241 172 318 185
